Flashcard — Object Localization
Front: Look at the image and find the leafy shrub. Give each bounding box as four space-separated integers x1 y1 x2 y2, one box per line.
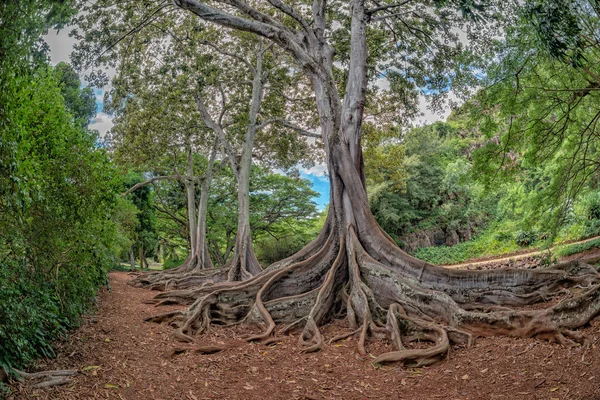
555 237 600 257
0 258 107 374
0 382 11 398
582 191 600 221
163 258 186 270
255 235 310 266
494 231 513 242
0 66 119 374
583 219 600 238
514 230 537 246
414 230 519 265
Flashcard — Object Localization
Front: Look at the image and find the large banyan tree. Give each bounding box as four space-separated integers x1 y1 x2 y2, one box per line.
83 0 600 365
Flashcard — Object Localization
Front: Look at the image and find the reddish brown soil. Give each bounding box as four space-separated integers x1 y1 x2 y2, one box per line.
9 272 600 400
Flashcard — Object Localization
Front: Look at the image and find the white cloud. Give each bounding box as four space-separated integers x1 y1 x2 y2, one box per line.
413 93 459 126
299 164 328 180
89 112 114 139
43 29 77 65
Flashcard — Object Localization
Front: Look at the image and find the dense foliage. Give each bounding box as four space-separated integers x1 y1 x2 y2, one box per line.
132 164 321 267
369 106 600 264
0 2 124 374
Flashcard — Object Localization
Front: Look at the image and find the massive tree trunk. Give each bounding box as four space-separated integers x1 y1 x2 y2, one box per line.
144 0 600 365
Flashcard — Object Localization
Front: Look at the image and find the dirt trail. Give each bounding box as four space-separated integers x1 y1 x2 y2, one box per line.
442 235 600 269
8 271 600 399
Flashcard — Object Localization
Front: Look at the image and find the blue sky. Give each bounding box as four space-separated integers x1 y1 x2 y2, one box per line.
300 170 330 210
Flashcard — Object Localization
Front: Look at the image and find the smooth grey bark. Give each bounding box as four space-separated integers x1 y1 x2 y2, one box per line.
129 246 136 272
191 138 219 272
226 40 264 280
193 43 267 281
185 137 197 259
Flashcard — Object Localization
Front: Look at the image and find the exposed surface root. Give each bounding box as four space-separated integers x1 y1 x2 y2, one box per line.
164 343 237 358
14 369 78 388
144 221 600 366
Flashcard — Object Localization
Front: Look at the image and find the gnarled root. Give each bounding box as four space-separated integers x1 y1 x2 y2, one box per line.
13 369 78 388
145 222 600 366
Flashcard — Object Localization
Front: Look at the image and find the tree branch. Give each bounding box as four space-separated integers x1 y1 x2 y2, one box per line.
194 92 240 171
122 175 197 196
266 0 312 35
258 119 322 139
366 0 413 15
198 39 254 73
173 0 317 72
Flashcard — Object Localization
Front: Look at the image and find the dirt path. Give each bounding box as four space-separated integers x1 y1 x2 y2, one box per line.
9 271 600 399
442 235 600 269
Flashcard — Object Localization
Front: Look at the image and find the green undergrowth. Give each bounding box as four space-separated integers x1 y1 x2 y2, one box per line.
413 229 525 265
414 229 600 265
163 258 185 270
0 259 108 375
554 237 600 258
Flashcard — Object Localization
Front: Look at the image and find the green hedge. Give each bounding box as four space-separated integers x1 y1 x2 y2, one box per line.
0 259 108 374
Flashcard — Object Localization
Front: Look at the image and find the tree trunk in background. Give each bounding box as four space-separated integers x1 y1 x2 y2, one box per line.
223 46 264 281
185 138 197 259
138 246 143 270
191 139 218 272
129 246 136 272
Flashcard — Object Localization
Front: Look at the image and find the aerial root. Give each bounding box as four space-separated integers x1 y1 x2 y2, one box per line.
386 304 405 350
280 317 308 334
263 336 286 346
299 238 345 353
14 369 78 388
173 294 218 342
164 343 236 358
357 319 370 357
144 310 185 324
141 223 600 368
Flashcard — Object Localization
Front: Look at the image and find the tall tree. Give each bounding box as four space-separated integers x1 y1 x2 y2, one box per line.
82 0 600 365
92 16 319 287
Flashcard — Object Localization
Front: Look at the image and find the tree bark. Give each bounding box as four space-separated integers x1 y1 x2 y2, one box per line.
223 42 264 281
129 246 136 272
191 138 218 272
185 137 197 259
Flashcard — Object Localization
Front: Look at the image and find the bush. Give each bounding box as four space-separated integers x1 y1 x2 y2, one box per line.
583 219 600 238
494 231 513 242
555 237 600 257
583 192 600 220
163 258 186 270
414 229 519 264
0 259 107 374
514 230 537 247
255 235 310 266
